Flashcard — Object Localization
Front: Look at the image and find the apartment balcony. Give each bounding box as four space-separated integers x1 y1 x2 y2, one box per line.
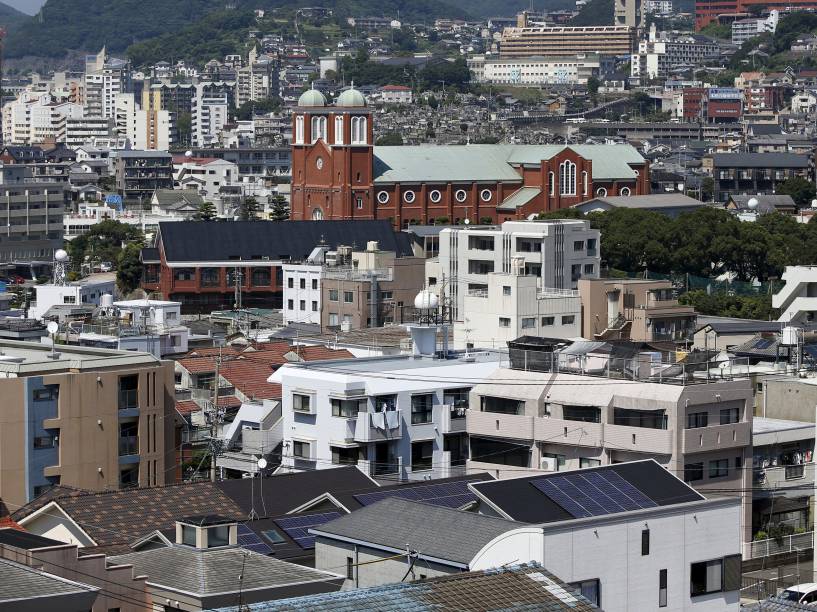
436 404 467 435
753 462 814 498
534 417 604 448
467 410 534 441
354 410 401 443
118 389 139 414
118 435 139 464
604 424 674 456
682 421 751 455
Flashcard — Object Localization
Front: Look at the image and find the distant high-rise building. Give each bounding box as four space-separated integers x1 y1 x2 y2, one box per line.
84 47 131 120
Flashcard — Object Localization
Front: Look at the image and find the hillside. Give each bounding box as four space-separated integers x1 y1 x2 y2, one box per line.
0 1 28 33
446 0 575 18
569 0 614 26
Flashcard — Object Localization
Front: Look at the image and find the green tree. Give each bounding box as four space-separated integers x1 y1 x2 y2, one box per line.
116 243 144 294
777 176 816 208
235 97 281 121
194 201 217 221
375 132 404 146
700 177 714 202
269 194 289 221
587 76 600 105
68 220 144 272
237 197 260 221
176 112 192 147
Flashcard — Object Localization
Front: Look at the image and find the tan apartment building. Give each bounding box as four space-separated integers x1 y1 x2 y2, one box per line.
321 246 425 331
499 25 636 59
0 340 176 511
579 278 697 344
465 347 754 551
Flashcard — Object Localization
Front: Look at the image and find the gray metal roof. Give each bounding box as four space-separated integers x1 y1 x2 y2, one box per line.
498 187 541 211
109 546 340 596
0 558 99 604
311 498 522 566
711 152 810 168
576 194 706 210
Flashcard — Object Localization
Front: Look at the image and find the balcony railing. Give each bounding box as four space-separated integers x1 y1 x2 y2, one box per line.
746 531 813 560
118 435 138 457
118 389 138 410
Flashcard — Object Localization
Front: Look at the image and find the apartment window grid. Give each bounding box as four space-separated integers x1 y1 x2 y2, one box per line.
411 394 434 424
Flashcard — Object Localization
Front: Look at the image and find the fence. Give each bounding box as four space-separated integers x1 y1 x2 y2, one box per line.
747 531 814 559
606 269 783 297
741 573 802 602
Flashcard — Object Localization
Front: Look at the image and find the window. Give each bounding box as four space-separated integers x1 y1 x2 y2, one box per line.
690 559 722 596
332 446 360 465
687 412 708 429
570 579 600 607
613 408 667 430
580 457 601 468
542 316 555 326
455 189 467 203
498 317 511 328
329 313 339 326
411 394 434 424
312 300 318 312
468 236 494 251
468 260 495 274
502 285 512 296
287 299 294 310
33 435 55 449
642 529 650 556
480 189 492 202
351 116 367 144
522 317 536 329
403 190 416 203
295 115 304 144
584 264 594 274
311 115 327 142
331 397 367 418
561 315 576 325
620 186 631 196
329 289 339 301
356 197 363 209
312 279 318 290
300 278 306 289
564 405 600 423
659 569 668 607
559 160 576 195
377 191 390 204
582 170 588 195
174 268 194 281
429 189 442 203
252 268 271 286
182 525 196 547
262 529 286 544
209 525 229 547
299 300 306 311
411 440 433 471
481 396 523 415
548 171 555 196
347 557 355 580
334 115 344 144
709 458 729 479
293 440 311 459
200 267 220 287
292 394 311 413
375 394 397 412
573 240 585 251
344 291 354 303
596 187 607 197
33 386 59 401
720 407 739 425
684 462 704 482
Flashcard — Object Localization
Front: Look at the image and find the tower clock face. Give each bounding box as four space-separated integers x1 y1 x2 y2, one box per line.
316 157 324 170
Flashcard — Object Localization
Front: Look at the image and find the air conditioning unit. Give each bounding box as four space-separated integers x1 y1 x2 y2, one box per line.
540 456 557 471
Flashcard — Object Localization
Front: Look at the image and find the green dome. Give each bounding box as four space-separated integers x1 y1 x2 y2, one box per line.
298 88 327 107
336 87 367 107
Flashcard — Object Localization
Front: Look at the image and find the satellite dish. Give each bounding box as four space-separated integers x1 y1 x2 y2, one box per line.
463 218 470 225
747 197 759 210
47 321 59 335
257 457 268 470
184 150 193 158
54 249 69 262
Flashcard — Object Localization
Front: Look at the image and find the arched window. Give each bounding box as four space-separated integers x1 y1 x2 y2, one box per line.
334 115 344 145
295 115 304 144
596 187 607 197
582 171 588 196
312 207 324 220
548 171 555 196
559 160 576 196
429 190 442 203
351 116 367 144
311 116 327 143
620 186 631 196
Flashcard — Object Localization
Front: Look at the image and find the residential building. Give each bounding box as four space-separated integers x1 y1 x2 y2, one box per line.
28 274 116 321
63 116 116 149
677 87 743 123
0 163 65 263
499 25 636 58
188 146 291 182
84 49 130 120
172 154 241 211
1 92 84 146
696 0 817 29
141 220 412 313
290 88 650 225
573 193 707 218
0 558 100 611
631 30 720 81
725 194 797 215
321 243 425 330
615 0 645 27
645 0 673 13
429 220 600 320
0 340 176 509
114 150 173 203
378 84 413 104
192 84 229 147
693 316 787 352
468 54 601 86
452 269 582 349
743 84 785 114
273 344 504 481
772 266 817 325
260 563 598 611
113 93 172 150
706 153 813 203
282 260 324 326
578 278 697 343
465 344 753 548
732 10 779 45
468 461 743 611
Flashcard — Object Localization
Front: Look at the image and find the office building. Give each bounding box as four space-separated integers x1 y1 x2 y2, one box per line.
499 25 636 59
468 54 601 86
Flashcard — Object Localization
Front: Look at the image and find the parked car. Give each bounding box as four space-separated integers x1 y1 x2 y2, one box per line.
777 583 817 605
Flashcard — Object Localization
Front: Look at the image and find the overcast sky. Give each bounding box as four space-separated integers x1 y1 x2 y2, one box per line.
4 0 46 15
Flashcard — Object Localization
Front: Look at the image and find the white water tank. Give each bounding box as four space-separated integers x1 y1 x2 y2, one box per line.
100 294 114 308
781 326 798 346
414 290 439 310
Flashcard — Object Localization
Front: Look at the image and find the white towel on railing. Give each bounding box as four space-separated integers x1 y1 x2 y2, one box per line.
371 411 386 429
385 410 399 430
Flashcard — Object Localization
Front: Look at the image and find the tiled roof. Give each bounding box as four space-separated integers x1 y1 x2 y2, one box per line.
220 360 283 400
0 558 99 605
225 563 599 611
175 399 200 416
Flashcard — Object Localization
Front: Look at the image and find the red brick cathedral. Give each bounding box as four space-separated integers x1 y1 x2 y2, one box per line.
290 87 650 227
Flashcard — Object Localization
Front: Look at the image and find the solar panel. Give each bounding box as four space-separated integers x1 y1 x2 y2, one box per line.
273 511 342 549
754 338 774 349
531 470 658 519
236 523 273 556
353 480 477 509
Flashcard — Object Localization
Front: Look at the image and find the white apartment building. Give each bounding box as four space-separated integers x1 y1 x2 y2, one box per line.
428 219 600 320
114 93 171 151
468 54 600 86
84 50 130 120
64 116 116 149
732 10 779 46
631 27 720 80
273 344 505 482
173 156 240 204
453 268 581 349
192 85 229 147
282 262 324 325
29 276 116 320
645 0 673 13
2 92 83 145
772 266 817 325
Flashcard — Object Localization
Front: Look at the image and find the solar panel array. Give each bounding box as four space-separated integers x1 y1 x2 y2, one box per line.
353 480 476 509
237 523 272 555
531 470 658 519
274 512 342 549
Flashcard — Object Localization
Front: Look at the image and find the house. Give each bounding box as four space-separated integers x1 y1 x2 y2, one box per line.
244 563 598 612
0 557 100 612
141 220 413 313
172 155 241 212
378 84 413 104
572 193 708 218
468 460 743 611
693 316 788 351
706 153 813 204
725 194 797 215
150 189 204 219
28 274 116 321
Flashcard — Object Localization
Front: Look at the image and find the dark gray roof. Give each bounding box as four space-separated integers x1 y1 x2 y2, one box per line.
109 546 341 596
711 152 810 168
575 194 705 210
311 497 521 566
697 318 784 334
222 563 600 611
158 221 414 263
728 194 796 212
471 459 703 524
153 189 204 208
743 599 814 611
0 528 63 550
0 558 99 606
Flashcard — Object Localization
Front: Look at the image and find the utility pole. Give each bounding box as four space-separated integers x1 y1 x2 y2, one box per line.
210 347 223 482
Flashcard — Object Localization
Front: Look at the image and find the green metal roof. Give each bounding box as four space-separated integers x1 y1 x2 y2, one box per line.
373 144 642 184
497 186 541 211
